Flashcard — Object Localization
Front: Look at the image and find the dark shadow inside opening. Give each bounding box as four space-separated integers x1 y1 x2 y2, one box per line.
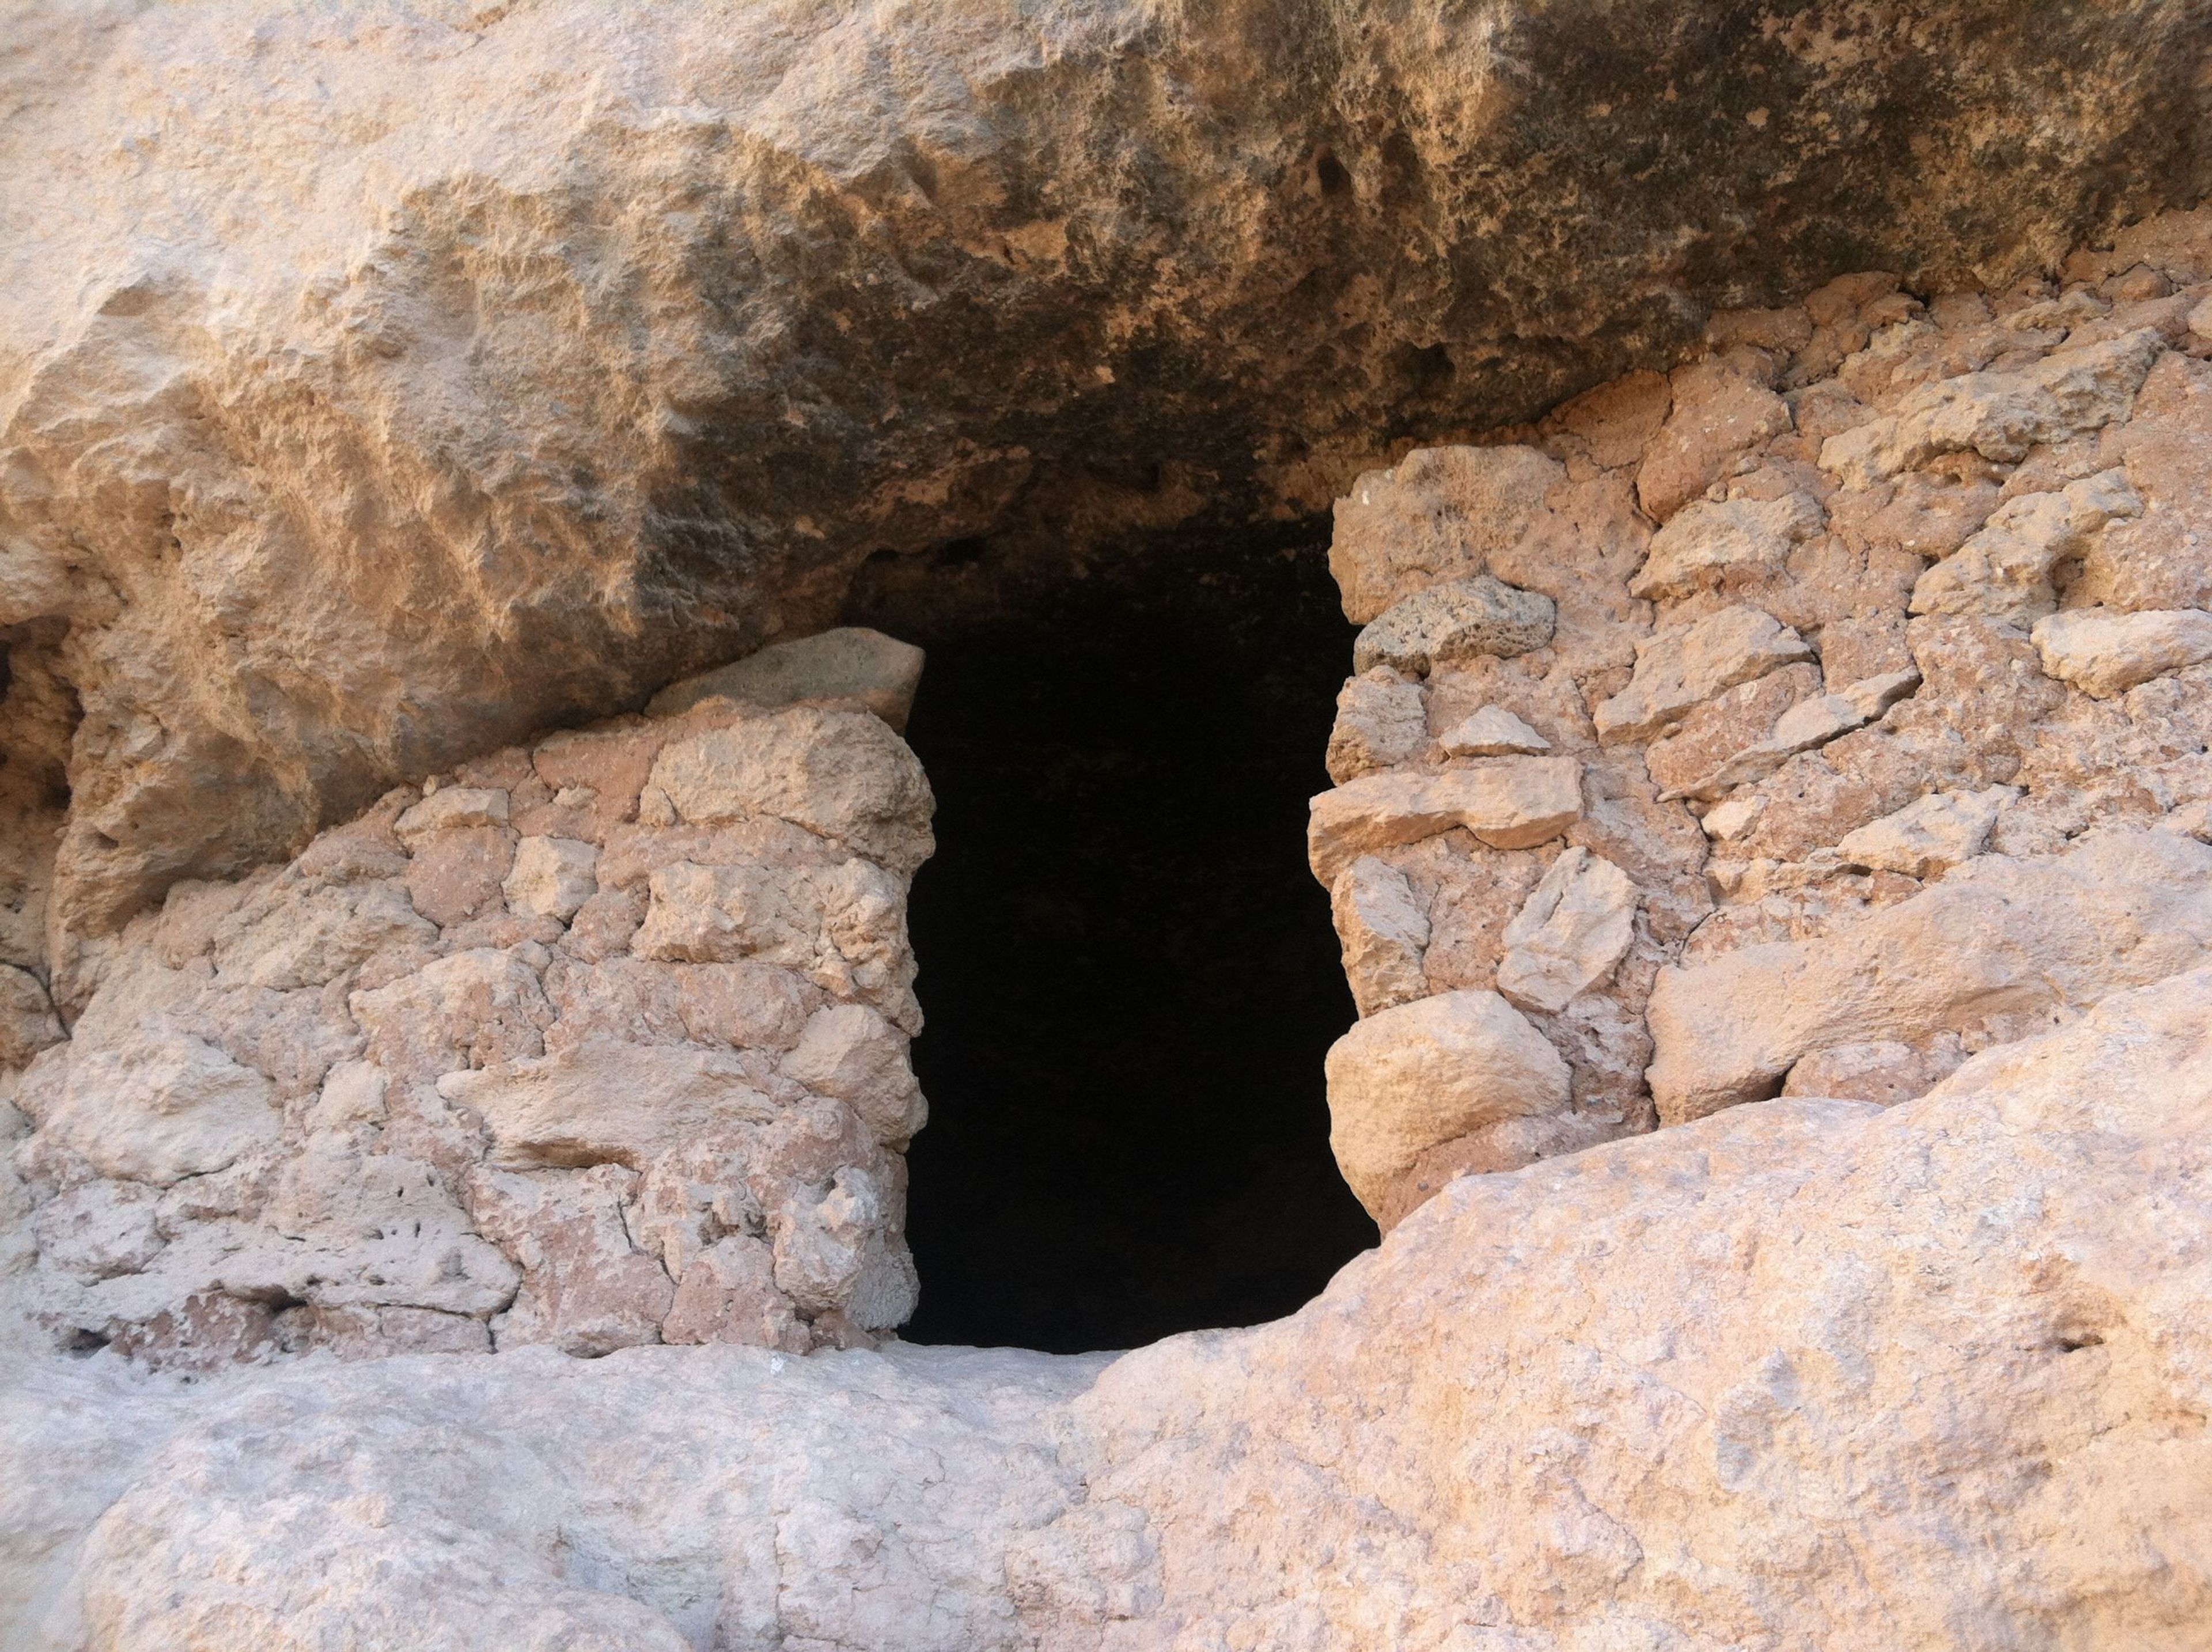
894 528 1378 1354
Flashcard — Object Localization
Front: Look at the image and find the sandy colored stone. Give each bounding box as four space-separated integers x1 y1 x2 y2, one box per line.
1594 604 1813 744
1437 705 1550 757
502 835 600 922
1635 361 1793 522
1323 988 1571 1221
779 1003 926 1146
1835 785 2016 878
23 1029 278 1187
1653 668 1920 801
0 964 63 1068
1628 492 1825 601
2031 605 2212 696
1495 847 1638 1014
1350 576 1558 676
1328 445 1564 623
1308 759 1582 886
1324 669 1428 783
440 1044 779 1172
1910 467 2141 624
1781 1036 1964 1105
1647 828 2212 1122
649 707 935 876
1330 855 1431 1017
1820 328 2166 485
648 628 927 733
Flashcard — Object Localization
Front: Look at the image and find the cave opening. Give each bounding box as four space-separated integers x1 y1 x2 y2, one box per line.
884 526 1379 1354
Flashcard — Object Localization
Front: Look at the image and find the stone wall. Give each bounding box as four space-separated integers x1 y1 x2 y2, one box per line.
1313 207 2212 1227
2 673 934 1364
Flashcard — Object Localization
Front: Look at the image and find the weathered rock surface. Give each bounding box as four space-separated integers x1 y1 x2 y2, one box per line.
2 697 934 1364
1350 576 1558 676
12 966 2212 1647
7 0 2211 956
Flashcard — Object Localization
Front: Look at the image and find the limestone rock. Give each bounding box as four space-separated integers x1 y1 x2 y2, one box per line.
779 1003 927 1146
1350 577 1558 676
1495 847 1638 1014
2031 605 2212 697
1330 856 1431 1017
24 1029 279 1187
1781 1036 1964 1105
1328 445 1564 624
1438 706 1550 757
1323 988 1571 1223
1594 605 1815 745
1628 493 1826 601
1635 362 1793 522
440 1045 779 1172
1820 328 2166 484
502 835 600 922
1646 829 2212 1123
1324 669 1428 783
649 707 935 876
1308 759 1582 886
1652 668 1920 800
1909 468 2142 624
647 628 927 733
1835 786 2017 878
0 964 63 1069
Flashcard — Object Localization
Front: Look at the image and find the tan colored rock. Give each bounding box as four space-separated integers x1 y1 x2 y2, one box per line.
1323 669 1427 783
1437 705 1550 756
502 835 600 922
1655 668 1921 801
1820 328 2166 485
473 1163 675 1358
24 1029 278 1187
1781 1036 1964 1105
442 1044 779 1172
2077 353 2212 612
2031 605 2212 696
1635 361 1793 522
1835 785 2016 878
1330 856 1431 1017
1628 492 1825 601
1350 576 1557 676
1308 759 1582 886
649 707 935 875
1495 847 1638 1014
1323 988 1571 1222
1327 445 1564 624
647 628 926 733
1594 604 1814 744
1910 468 2142 624
0 964 63 1068
1646 829 2212 1123
779 1003 925 1146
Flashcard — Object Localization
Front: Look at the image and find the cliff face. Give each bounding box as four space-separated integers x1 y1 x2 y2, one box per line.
8 5 2212 1646
5 0 2208 967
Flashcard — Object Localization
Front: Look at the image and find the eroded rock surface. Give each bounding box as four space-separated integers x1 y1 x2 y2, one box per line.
2 695 934 1365
5 0 2210 960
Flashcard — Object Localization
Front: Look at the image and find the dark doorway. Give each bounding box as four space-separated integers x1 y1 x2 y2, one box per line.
892 530 1378 1354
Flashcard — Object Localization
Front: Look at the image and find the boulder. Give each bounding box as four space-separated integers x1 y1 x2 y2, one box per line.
1328 445 1563 623
1594 604 1815 745
1437 706 1551 757
1628 493 1827 601
1329 856 1432 1017
1323 988 1572 1222
1495 847 1639 1014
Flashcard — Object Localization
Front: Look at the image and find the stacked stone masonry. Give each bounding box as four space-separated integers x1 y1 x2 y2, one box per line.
1314 206 2212 1228
0 683 935 1365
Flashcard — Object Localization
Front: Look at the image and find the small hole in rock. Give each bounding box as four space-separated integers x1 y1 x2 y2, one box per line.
1315 148 1353 197
893 526 1377 1352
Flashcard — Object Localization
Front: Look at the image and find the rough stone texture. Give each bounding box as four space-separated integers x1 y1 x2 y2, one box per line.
1307 759 1584 886
1330 856 1431 1019
1494 847 1637 1016
2031 605 2212 696
12 967 2212 1647
9 0 2211 963
1438 706 1550 758
647 627 927 733
2 698 934 1364
1322 988 1574 1227
1350 575 1558 676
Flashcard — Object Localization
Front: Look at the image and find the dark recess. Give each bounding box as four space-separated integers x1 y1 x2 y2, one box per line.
892 527 1377 1354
